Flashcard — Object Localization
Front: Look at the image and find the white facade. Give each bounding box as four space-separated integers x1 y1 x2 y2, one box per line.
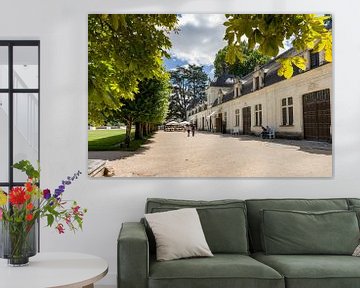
188 51 332 140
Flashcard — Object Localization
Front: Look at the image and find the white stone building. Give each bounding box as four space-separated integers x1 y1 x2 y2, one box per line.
187 48 332 141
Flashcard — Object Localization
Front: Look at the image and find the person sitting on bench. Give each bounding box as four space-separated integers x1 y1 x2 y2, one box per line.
261 126 269 139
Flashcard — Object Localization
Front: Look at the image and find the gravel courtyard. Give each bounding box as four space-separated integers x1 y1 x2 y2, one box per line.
89 131 332 177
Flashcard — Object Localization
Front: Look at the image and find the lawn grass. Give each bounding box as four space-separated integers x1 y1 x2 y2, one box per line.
88 129 149 151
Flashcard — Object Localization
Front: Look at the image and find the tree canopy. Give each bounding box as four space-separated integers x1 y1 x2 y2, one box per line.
114 75 170 145
168 65 208 120
223 14 332 78
88 14 178 125
214 42 270 78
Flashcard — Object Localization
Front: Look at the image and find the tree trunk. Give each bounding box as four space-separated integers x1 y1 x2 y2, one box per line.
125 120 132 148
143 123 147 137
139 123 144 139
146 123 150 135
135 122 143 140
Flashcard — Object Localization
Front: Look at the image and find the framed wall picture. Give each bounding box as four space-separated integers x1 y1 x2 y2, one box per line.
87 14 332 178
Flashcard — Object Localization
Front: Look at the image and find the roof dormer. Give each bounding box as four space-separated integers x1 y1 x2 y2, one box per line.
233 77 242 98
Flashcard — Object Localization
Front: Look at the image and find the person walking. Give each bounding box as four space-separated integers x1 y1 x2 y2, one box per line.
191 124 195 137
186 124 191 137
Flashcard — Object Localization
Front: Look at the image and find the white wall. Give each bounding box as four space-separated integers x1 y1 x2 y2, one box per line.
1 0 360 286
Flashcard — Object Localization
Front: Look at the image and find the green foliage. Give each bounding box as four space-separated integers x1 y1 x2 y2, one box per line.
214 42 270 78
12 160 40 181
223 14 332 78
168 64 208 120
88 14 178 125
115 75 171 125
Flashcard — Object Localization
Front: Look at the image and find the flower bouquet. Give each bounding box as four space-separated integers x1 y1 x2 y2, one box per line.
0 160 87 266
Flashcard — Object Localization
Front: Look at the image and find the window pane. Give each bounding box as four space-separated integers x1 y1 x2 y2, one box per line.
288 107 294 125
288 97 293 105
0 94 9 182
310 52 320 68
0 46 8 89
259 111 262 126
282 107 287 125
282 98 286 106
13 93 39 182
13 46 39 89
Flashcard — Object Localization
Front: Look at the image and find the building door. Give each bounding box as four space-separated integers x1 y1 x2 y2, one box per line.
216 113 222 133
303 89 331 141
242 107 251 135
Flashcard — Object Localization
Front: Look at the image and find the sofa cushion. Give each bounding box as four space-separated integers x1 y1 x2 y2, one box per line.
261 209 359 255
347 198 360 207
349 205 360 228
145 208 213 261
146 198 249 254
149 254 284 288
252 252 360 288
246 198 349 252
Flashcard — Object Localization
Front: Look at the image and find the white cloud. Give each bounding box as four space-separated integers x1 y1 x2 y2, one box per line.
169 14 227 66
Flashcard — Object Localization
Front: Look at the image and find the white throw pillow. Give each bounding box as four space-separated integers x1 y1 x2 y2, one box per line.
145 208 213 261
353 244 360 256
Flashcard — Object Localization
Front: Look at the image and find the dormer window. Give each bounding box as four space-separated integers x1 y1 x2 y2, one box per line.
254 76 260 90
310 51 320 69
236 87 240 97
218 89 223 104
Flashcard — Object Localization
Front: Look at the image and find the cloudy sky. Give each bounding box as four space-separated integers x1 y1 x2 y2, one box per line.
164 14 228 80
164 14 294 80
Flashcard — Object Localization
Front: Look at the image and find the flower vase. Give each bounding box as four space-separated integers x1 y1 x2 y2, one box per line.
0 220 37 266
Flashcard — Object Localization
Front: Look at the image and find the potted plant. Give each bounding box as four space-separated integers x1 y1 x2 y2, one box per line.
0 160 86 266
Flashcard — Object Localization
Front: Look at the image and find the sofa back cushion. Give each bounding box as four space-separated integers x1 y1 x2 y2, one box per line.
246 198 349 252
145 198 249 254
347 199 360 228
261 209 359 255
348 198 360 207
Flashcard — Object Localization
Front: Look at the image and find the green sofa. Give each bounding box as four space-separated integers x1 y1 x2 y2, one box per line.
118 198 360 288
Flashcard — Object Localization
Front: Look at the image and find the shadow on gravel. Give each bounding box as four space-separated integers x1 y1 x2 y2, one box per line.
88 138 155 161
200 132 332 156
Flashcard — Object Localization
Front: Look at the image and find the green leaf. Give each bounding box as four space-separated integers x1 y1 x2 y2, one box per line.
253 29 264 45
291 56 307 71
324 38 332 62
225 45 236 64
277 58 294 79
47 214 55 227
111 15 119 31
13 160 40 180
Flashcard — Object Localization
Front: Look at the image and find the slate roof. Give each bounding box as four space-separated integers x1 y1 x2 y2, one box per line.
193 47 328 110
223 91 234 102
212 98 219 107
210 74 236 87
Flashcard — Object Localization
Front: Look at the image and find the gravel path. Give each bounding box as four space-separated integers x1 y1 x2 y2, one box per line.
90 131 332 177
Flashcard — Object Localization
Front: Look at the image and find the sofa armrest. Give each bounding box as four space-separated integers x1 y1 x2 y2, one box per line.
118 222 149 288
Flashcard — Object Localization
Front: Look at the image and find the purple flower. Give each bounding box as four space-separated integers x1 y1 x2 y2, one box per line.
54 189 63 198
53 171 81 199
43 189 51 200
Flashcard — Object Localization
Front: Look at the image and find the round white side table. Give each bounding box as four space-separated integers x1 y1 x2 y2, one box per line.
0 252 108 288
